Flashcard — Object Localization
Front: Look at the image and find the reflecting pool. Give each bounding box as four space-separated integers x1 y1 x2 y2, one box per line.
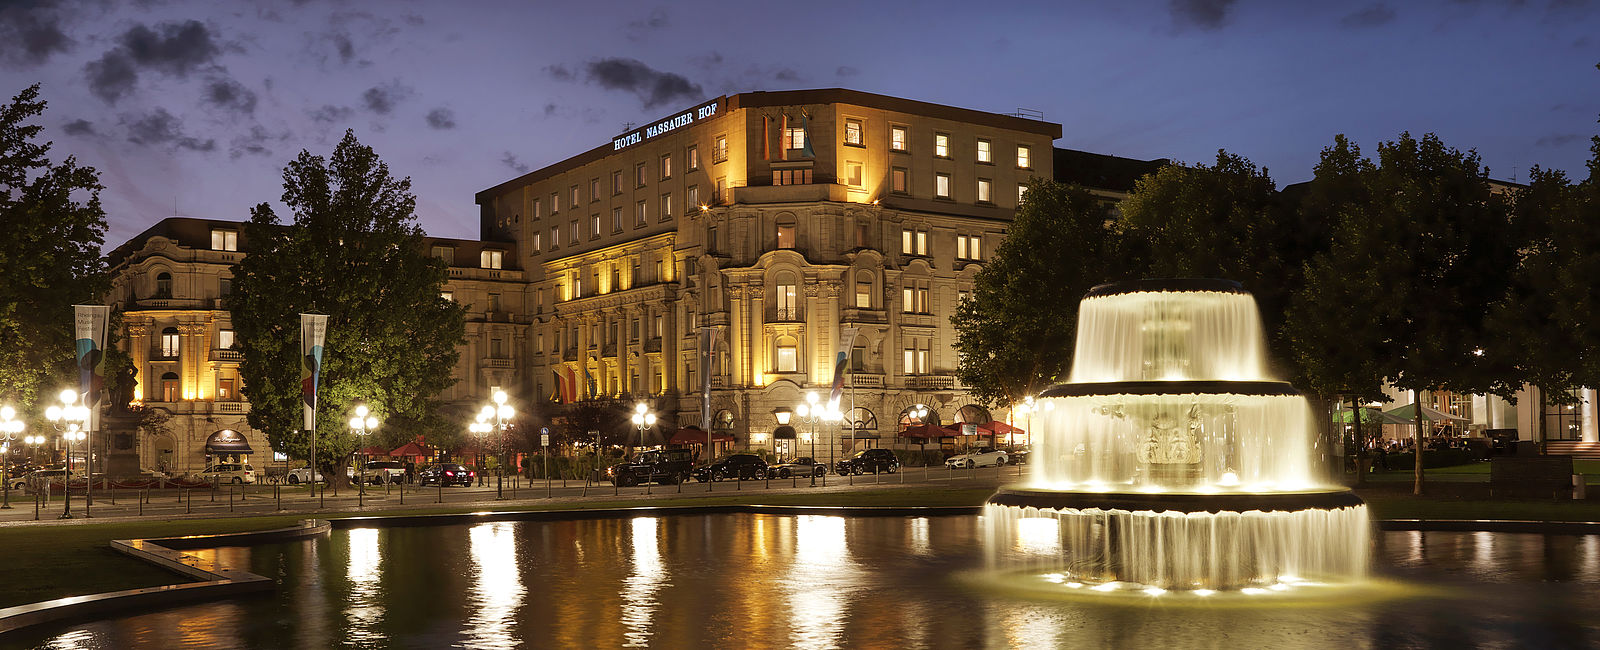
17 515 1600 649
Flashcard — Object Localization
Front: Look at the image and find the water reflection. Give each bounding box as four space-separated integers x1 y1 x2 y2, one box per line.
620 517 665 647
909 516 930 556
466 522 524 649
344 527 384 644
783 515 860 648
1014 517 1061 556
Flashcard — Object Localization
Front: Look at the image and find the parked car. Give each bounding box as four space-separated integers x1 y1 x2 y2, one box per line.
286 466 357 484
835 448 900 475
768 457 828 478
4 463 43 490
1001 446 1031 465
691 454 769 482
946 447 1008 469
361 460 407 485
22 467 79 491
607 448 695 487
200 463 257 484
419 463 475 487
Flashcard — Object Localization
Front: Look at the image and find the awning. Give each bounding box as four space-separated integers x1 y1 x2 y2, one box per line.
980 420 1024 436
358 445 389 456
390 441 433 457
1332 407 1413 425
1384 403 1469 423
773 425 797 440
899 423 955 439
669 426 735 445
204 429 253 453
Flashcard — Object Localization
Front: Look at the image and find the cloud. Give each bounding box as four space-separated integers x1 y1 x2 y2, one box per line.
581 57 703 108
545 64 575 81
203 76 257 114
0 0 76 65
308 104 354 123
1169 0 1237 30
228 125 286 159
1341 4 1397 28
501 151 529 174
360 81 412 114
84 20 225 103
122 108 215 151
775 68 802 82
691 51 724 69
836 65 859 77
62 119 96 136
425 107 456 129
1535 133 1582 146
626 8 669 41
329 31 355 64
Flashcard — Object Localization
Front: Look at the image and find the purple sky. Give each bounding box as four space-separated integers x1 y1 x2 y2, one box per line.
3 0 1596 248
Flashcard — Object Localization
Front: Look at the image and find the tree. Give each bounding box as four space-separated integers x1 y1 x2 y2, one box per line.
1118 150 1324 379
0 85 108 407
231 130 464 484
1288 133 1519 495
952 178 1126 406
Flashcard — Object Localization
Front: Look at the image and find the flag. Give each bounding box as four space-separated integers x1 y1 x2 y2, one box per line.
800 111 815 159
762 114 771 161
300 313 328 431
551 367 565 403
581 363 594 399
73 305 109 431
780 113 789 161
829 325 859 407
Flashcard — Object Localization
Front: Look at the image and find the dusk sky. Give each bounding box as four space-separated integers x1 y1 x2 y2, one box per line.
3 0 1596 248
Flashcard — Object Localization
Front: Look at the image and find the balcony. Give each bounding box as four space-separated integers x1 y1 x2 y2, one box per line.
643 338 662 353
215 401 248 414
448 267 526 282
602 343 618 358
847 373 884 389
481 358 513 369
563 348 578 362
210 349 243 362
841 307 888 324
904 375 956 391
733 183 851 205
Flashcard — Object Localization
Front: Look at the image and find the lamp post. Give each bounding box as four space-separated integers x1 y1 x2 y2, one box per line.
473 389 515 500
792 392 840 486
630 402 657 459
348 404 378 508
46 389 89 519
0 405 24 509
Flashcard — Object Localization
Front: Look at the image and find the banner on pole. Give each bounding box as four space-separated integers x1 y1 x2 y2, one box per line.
300 314 328 431
74 305 109 431
828 325 859 408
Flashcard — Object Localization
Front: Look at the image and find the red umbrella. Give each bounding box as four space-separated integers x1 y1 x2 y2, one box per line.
980 421 1023 436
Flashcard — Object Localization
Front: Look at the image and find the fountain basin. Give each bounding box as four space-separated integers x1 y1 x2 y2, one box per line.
989 486 1364 513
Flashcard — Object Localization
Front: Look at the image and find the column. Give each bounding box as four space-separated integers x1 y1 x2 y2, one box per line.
126 319 151 402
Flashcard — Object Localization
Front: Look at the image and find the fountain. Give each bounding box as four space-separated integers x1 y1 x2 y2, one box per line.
985 279 1369 594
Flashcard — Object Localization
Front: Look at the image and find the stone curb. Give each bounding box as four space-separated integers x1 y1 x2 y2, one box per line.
0 519 329 636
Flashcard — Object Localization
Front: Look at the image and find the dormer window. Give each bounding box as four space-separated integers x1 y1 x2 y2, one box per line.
210 229 238 251
480 250 503 270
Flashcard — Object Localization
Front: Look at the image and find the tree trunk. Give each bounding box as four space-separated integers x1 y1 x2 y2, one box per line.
1351 398 1366 487
1413 389 1425 496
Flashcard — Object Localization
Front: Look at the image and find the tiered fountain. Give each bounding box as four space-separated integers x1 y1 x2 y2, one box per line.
985 279 1369 594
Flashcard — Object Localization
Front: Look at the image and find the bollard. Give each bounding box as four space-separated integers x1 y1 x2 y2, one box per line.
276 484 281 511
34 490 40 520
139 489 144 516
185 489 192 514
211 482 217 502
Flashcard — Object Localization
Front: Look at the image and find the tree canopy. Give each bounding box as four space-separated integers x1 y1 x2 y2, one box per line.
231 130 464 474
0 85 108 408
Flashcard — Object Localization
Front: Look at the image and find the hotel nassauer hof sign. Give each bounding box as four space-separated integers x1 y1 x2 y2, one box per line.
612 98 724 151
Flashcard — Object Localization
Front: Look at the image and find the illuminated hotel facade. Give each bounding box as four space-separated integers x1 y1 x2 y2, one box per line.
477 88 1091 458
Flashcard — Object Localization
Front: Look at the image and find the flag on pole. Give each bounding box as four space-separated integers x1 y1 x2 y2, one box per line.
829 325 859 407
780 113 789 161
73 305 109 431
300 314 328 431
761 114 771 161
700 326 714 432
800 110 815 158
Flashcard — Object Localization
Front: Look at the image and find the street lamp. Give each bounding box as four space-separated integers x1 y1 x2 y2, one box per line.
793 392 841 485
45 389 88 519
0 405 24 509
473 389 515 499
631 402 657 457
348 404 378 508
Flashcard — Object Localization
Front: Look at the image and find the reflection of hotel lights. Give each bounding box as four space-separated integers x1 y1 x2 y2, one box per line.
468 522 524 648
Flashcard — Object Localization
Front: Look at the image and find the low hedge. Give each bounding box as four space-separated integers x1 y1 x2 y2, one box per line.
1374 448 1479 471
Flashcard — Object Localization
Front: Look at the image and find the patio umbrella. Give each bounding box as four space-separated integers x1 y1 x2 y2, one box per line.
898 423 952 439
358 445 389 456
1331 407 1414 425
1383 403 1468 423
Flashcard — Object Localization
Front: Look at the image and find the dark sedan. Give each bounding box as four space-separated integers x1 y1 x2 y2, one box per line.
418 463 475 486
768 457 828 478
691 454 769 482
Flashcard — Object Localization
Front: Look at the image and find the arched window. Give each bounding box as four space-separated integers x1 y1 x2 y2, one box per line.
845 407 877 435
957 404 992 425
775 335 798 373
713 409 735 433
774 271 798 321
161 372 180 402
155 272 173 298
854 270 873 308
160 327 180 358
898 404 941 431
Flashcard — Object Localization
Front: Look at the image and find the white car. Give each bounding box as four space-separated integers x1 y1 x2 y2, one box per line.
946 448 1008 469
200 463 256 485
286 466 358 484
360 460 407 484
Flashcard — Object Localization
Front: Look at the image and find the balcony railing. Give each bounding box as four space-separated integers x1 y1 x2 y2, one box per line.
481 358 513 369
904 375 956 390
643 338 662 353
602 343 618 358
841 308 888 323
847 373 884 389
210 349 243 362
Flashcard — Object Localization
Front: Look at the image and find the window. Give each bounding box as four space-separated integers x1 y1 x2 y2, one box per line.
1017 145 1032 169
551 226 560 249
487 293 501 312
612 207 624 233
775 273 798 320
1018 183 1029 203
550 192 559 213
903 341 929 374
155 272 172 298
851 341 867 372
218 329 234 349
591 214 601 238
934 133 950 158
776 336 798 373
219 278 231 296
660 153 672 180
653 314 663 338
855 271 873 308
533 232 542 253
210 229 238 251
570 220 579 245
636 162 647 187
890 126 907 151
612 170 623 195
713 135 728 163
660 193 673 221
441 290 454 302
1545 392 1584 441
902 282 928 313
481 250 503 269
636 201 647 227
217 378 234 401
590 178 599 202
774 168 812 185
844 118 863 146
977 139 992 163
570 185 579 207
957 289 971 305
687 145 699 171
846 161 864 188
708 225 719 253
977 178 992 203
161 327 180 358
935 173 950 198
431 245 454 264
491 337 504 358
957 235 982 260
784 126 805 151
687 185 699 211
776 222 796 249
855 222 870 248
533 198 542 219
886 167 907 195
161 372 179 402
